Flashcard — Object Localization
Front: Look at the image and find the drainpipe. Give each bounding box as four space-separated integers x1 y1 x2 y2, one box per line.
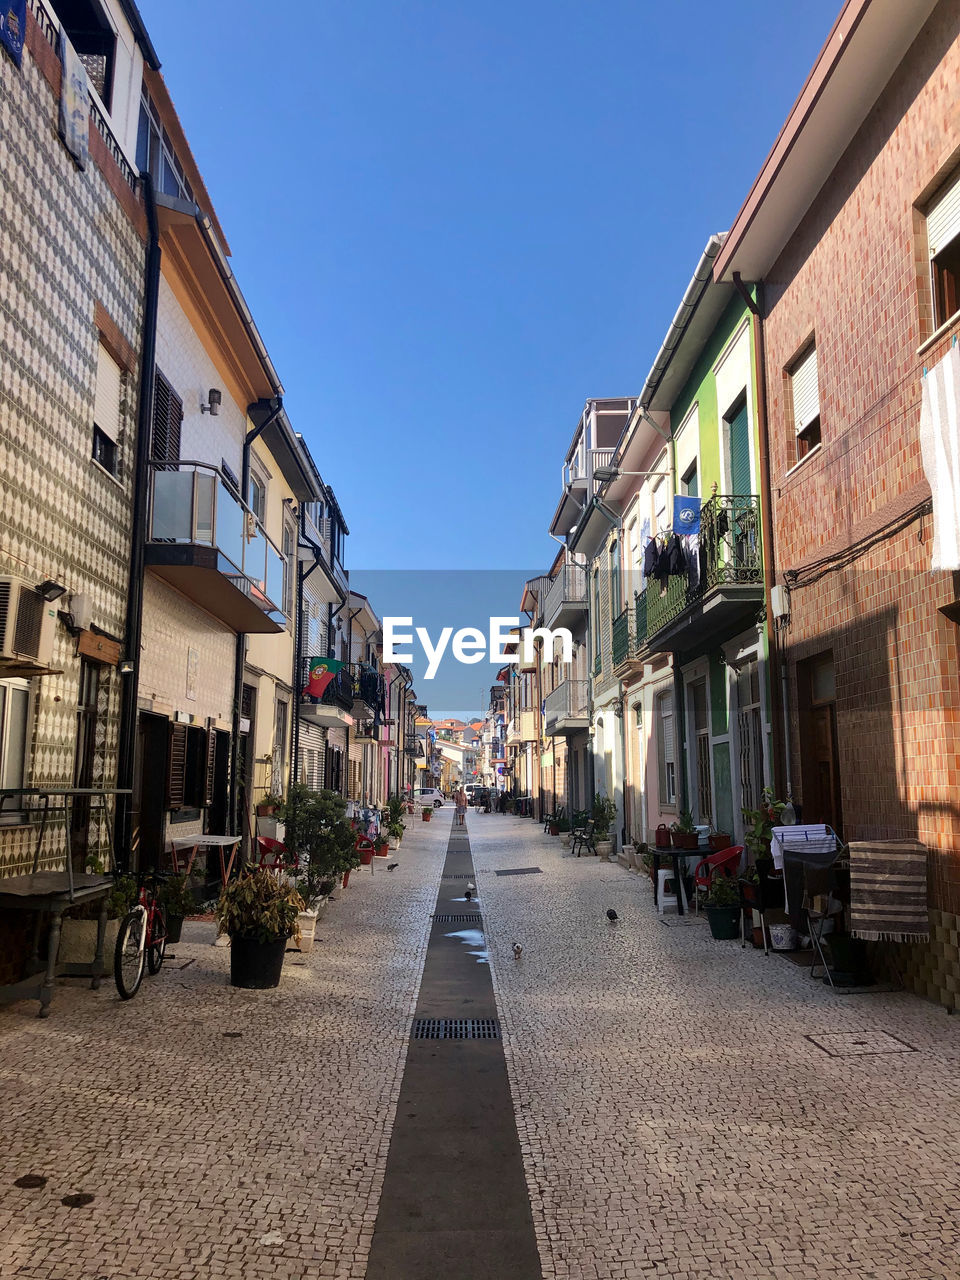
229 398 284 847
733 273 787 799
115 171 161 871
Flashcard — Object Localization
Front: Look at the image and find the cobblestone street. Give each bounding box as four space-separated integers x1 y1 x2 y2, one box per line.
3 813 960 1279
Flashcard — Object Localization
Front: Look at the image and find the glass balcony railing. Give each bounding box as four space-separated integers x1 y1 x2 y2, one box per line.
148 461 285 618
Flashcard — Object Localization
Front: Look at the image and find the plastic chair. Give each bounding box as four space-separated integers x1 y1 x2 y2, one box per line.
657 867 688 915
254 836 293 873
692 845 744 913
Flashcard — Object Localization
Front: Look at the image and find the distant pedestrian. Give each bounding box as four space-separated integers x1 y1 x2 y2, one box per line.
454 787 467 826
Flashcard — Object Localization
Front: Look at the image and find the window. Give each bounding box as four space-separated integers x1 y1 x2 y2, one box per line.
152 369 182 469
249 472 266 523
136 88 195 202
592 568 601 668
653 480 667 535
928 171 960 329
0 679 30 822
609 538 621 618
681 462 698 497
92 342 122 477
655 689 676 807
273 698 288 793
51 0 115 107
790 345 821 461
690 678 712 825
282 518 296 622
166 722 210 814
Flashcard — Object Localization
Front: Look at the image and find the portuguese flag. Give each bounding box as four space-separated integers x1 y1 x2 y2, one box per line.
303 658 344 698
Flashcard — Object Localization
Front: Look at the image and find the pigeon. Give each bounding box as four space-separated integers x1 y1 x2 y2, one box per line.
464 889 472 901
387 863 399 871
606 908 618 922
513 942 523 959
467 882 476 891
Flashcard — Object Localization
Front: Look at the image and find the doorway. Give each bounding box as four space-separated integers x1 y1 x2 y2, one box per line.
797 652 843 835
132 711 170 871
70 659 101 871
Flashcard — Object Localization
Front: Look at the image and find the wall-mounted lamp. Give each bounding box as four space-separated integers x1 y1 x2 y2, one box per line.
200 388 222 416
119 659 134 675
37 579 67 602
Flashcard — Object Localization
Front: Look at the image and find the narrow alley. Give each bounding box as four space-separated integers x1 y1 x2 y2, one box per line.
2 813 959 1280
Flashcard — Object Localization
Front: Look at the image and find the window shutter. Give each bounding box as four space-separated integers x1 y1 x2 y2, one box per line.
660 693 675 766
153 369 182 469
94 344 122 443
728 401 751 495
928 172 960 258
204 728 217 807
167 723 187 809
791 347 820 434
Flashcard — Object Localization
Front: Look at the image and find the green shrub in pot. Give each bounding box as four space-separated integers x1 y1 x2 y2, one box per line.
216 868 304 945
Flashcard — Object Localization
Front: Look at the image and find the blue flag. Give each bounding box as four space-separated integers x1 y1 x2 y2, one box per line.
673 494 701 536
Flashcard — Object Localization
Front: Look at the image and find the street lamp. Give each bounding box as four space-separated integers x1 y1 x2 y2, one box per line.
592 466 672 484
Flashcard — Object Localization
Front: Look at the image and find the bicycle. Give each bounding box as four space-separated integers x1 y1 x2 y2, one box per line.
114 871 168 999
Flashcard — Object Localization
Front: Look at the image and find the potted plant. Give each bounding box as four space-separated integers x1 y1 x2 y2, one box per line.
592 794 618 860
703 872 741 940
216 867 304 988
742 787 786 868
387 820 404 850
373 833 389 858
671 809 699 850
256 791 283 817
158 873 197 944
280 784 359 940
422 805 432 822
709 828 733 852
557 817 572 847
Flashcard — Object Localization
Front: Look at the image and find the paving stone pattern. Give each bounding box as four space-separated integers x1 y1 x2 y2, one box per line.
0 816 449 1280
471 819 960 1280
2 814 960 1278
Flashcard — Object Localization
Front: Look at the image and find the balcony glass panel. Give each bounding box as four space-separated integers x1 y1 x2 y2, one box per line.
195 472 215 544
151 471 194 541
243 522 267 590
266 543 284 610
217 479 244 572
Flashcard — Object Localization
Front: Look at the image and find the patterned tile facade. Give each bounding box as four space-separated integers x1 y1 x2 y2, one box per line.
0 21 145 882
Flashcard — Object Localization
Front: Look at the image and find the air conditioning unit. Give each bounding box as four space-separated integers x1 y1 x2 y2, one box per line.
0 577 58 666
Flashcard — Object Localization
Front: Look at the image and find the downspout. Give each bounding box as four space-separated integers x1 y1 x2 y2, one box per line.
733 273 788 799
115 171 161 871
229 398 284 845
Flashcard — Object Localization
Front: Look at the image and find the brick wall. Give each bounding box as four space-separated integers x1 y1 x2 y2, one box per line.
762 0 960 998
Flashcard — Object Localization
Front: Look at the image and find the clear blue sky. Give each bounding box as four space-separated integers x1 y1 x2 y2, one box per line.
142 0 840 574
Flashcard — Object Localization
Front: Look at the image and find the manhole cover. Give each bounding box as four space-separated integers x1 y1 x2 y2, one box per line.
494 867 542 876
434 914 483 925
412 1018 500 1040
14 1175 47 1189
806 1031 916 1057
61 1193 95 1208
223 1031 243 1039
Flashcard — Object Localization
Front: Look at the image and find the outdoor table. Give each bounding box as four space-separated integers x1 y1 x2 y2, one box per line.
651 847 689 917
167 834 242 887
0 786 129 1017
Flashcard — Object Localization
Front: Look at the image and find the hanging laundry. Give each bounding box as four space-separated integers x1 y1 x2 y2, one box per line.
666 534 686 577
684 534 701 593
643 536 659 578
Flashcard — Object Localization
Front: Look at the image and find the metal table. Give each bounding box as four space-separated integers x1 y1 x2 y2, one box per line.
0 786 130 1017
167 834 242 887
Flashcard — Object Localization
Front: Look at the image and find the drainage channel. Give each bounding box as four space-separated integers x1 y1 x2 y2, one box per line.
365 817 542 1280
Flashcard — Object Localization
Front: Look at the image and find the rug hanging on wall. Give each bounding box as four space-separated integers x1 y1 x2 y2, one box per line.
848 840 929 942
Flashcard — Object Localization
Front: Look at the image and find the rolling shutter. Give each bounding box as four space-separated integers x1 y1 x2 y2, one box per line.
94 344 122 442
204 728 217 807
791 347 820 434
928 171 960 258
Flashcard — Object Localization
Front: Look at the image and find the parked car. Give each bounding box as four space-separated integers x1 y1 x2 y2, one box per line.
415 787 444 807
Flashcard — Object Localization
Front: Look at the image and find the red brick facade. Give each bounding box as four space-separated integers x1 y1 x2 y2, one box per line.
763 0 960 912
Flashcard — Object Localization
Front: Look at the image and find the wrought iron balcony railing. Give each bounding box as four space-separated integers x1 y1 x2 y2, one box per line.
634 494 763 644
612 607 631 667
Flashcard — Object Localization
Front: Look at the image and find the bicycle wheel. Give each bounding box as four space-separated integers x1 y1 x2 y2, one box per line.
114 909 146 999
147 905 166 975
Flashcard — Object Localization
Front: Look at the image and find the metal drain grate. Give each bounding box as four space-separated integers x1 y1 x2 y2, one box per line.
494 866 542 876
806 1031 917 1057
433 914 483 925
413 1018 500 1040
443 874 477 879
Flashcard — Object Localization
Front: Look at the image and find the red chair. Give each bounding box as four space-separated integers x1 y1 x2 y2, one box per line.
254 836 294 873
692 845 744 913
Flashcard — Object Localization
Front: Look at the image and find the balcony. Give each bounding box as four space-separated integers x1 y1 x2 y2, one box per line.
543 679 588 736
637 494 764 658
299 660 355 730
145 462 285 633
350 664 384 720
611 607 632 668
542 565 587 630
505 717 521 746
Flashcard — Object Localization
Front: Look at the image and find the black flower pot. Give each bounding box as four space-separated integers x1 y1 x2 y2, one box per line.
229 934 288 989
705 905 741 940
166 913 184 944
